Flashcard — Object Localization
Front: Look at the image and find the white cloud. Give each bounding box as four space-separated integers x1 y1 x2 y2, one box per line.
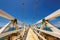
52 21 60 28
49 17 60 28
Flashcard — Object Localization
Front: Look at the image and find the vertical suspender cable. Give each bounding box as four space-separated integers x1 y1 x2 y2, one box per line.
21 0 28 20
32 0 39 23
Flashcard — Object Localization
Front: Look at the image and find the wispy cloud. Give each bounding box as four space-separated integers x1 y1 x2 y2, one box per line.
50 18 60 28
53 21 60 27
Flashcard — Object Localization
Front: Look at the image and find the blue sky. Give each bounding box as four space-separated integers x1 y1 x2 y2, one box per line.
0 0 60 25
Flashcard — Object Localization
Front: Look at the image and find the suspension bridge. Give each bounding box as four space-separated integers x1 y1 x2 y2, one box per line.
0 9 60 40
